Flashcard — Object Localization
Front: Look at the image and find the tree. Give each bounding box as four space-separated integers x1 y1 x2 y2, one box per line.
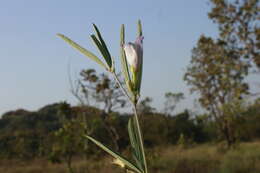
240 98 260 140
79 69 127 112
49 103 88 173
137 97 156 114
71 69 127 151
163 92 184 116
208 0 260 68
184 36 249 147
50 120 87 173
184 0 260 147
161 92 184 144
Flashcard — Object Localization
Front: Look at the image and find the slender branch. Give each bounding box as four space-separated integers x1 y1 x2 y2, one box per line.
112 72 133 103
111 70 147 173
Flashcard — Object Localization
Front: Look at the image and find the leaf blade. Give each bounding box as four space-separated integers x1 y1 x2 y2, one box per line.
90 34 112 69
84 135 142 173
92 24 112 68
128 117 143 170
57 34 107 69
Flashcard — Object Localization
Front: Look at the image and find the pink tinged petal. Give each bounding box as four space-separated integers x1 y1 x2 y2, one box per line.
124 36 144 72
134 36 143 74
135 36 144 45
134 36 143 66
123 43 138 69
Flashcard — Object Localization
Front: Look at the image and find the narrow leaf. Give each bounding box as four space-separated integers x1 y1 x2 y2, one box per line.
133 117 145 167
128 117 144 170
90 34 112 68
84 135 142 173
133 115 147 172
132 152 143 171
57 34 107 69
92 24 112 68
128 118 141 159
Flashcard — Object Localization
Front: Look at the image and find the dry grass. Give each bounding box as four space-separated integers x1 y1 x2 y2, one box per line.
1 141 260 173
0 157 122 173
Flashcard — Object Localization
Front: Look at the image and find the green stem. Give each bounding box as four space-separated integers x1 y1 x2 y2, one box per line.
133 105 147 173
112 71 147 173
112 72 133 103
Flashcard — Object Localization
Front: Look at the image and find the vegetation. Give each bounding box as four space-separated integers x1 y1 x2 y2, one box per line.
0 142 260 173
0 0 259 172
208 0 260 68
184 0 259 147
0 97 260 172
59 19 148 173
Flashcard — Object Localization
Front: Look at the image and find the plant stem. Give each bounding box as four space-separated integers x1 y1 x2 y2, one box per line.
112 72 133 103
133 105 147 173
112 71 147 173
112 72 148 173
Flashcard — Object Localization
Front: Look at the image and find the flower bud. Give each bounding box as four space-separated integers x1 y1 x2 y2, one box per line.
123 36 143 93
123 36 143 71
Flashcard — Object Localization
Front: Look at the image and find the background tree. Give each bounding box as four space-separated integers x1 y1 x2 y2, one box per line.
50 120 87 173
208 0 260 68
138 97 156 114
184 36 249 147
71 69 127 151
49 103 88 173
163 92 184 116
162 92 184 144
184 0 260 148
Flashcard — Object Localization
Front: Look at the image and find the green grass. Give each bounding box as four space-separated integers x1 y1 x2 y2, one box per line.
1 142 260 173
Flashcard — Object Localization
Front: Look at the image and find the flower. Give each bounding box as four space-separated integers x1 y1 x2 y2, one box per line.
123 36 143 71
123 36 144 92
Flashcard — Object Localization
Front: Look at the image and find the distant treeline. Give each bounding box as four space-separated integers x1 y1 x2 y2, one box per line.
0 99 259 160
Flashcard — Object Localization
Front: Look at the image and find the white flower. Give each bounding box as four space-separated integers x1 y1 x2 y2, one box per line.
123 36 143 71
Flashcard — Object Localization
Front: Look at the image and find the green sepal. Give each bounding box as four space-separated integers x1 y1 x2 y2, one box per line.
57 34 107 70
84 135 142 173
136 61 143 97
136 20 143 96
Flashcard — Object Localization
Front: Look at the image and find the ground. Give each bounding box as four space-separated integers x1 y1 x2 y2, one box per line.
1 141 260 173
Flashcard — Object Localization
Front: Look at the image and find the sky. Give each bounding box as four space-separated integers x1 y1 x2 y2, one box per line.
0 0 225 115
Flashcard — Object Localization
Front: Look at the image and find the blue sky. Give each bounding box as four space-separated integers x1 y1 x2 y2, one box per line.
0 0 221 115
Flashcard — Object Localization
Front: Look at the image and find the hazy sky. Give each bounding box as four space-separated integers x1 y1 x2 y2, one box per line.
0 0 222 115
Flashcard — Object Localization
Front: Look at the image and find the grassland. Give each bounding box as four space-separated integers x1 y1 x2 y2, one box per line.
1 141 260 173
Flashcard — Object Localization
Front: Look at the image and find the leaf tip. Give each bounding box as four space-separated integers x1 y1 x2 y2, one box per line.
56 33 63 37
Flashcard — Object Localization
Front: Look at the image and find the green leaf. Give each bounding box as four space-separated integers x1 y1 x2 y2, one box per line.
92 24 112 68
57 34 107 69
84 135 142 173
128 117 144 170
90 34 112 69
120 24 133 96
